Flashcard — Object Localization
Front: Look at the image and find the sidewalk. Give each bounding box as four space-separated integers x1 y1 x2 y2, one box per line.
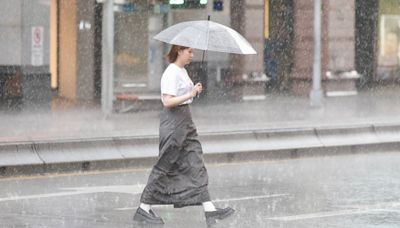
1 86 400 173
1 86 400 142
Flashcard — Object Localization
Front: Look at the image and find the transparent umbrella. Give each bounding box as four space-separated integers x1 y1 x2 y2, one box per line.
153 19 257 55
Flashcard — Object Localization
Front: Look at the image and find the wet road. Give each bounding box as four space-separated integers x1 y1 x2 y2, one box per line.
1 152 400 228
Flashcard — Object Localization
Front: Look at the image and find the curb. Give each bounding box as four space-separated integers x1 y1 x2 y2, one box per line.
1 123 400 176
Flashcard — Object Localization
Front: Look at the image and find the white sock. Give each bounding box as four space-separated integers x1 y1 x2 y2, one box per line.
202 201 217 212
139 203 151 213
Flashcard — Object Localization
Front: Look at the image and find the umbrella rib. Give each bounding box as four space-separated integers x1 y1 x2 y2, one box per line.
226 27 256 54
208 30 242 54
169 26 207 50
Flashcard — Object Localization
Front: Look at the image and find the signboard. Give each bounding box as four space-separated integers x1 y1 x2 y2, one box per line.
31 26 44 66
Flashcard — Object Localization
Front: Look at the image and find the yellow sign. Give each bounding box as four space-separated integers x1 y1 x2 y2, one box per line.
264 0 269 39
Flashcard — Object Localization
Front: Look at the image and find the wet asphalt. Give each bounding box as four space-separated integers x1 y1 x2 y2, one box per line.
1 151 400 228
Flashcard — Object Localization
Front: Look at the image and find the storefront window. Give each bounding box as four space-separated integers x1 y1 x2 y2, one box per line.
111 0 232 112
377 0 400 81
114 1 150 96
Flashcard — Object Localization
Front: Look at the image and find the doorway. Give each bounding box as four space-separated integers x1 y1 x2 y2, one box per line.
355 0 379 88
266 0 294 91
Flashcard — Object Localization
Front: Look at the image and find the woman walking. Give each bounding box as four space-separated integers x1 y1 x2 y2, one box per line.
133 45 234 226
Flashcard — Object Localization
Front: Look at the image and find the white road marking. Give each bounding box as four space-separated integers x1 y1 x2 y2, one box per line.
213 194 289 203
266 198 400 221
336 201 400 210
0 185 145 202
0 191 91 202
115 193 289 211
266 208 400 221
61 185 145 194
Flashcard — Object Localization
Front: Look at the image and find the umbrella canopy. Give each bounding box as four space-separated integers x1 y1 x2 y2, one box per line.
154 20 257 55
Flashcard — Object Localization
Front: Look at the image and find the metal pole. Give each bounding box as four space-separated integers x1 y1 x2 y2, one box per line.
310 0 323 107
201 15 211 67
101 0 114 114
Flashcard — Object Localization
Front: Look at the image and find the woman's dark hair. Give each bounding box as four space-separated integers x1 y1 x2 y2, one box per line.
166 45 189 63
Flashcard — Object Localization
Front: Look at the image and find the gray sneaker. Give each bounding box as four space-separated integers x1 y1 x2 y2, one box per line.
133 207 164 225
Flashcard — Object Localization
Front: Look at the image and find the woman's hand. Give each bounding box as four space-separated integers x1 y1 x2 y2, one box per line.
162 83 203 108
191 83 203 98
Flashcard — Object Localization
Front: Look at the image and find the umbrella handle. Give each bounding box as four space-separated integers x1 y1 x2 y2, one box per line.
197 15 210 99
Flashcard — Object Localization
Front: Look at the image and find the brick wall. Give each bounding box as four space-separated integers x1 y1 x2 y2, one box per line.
327 0 355 71
243 0 265 74
290 0 356 95
231 0 264 79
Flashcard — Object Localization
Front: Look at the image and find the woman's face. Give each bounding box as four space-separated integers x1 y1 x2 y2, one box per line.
178 48 194 65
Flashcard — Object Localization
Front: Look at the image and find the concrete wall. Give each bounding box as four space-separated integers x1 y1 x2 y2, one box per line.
0 0 50 68
0 0 22 65
0 0 52 110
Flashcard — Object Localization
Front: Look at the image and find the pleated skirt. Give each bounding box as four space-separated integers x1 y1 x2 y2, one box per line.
140 105 211 208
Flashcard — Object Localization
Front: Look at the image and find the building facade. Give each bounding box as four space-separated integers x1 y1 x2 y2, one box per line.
0 0 397 112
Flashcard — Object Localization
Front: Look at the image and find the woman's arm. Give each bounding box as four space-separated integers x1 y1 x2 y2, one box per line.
162 83 203 108
162 93 192 108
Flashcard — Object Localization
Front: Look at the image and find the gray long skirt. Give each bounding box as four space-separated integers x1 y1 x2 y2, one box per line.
140 105 211 208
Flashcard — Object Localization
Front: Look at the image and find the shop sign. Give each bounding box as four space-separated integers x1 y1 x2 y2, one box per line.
31 26 44 66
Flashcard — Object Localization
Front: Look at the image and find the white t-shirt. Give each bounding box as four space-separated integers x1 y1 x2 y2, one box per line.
161 63 194 105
